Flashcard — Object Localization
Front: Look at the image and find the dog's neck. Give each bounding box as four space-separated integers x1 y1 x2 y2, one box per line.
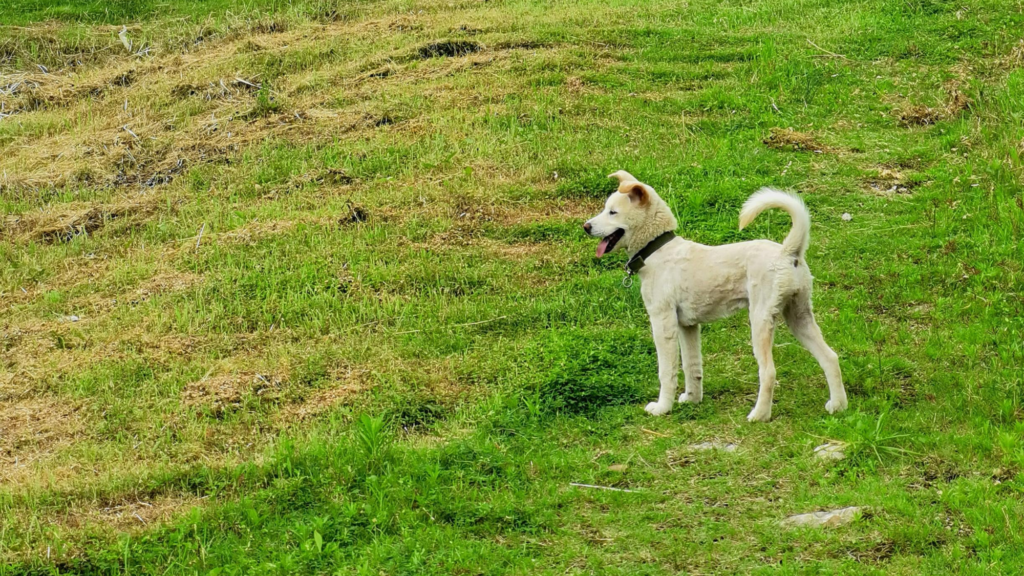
625 196 678 256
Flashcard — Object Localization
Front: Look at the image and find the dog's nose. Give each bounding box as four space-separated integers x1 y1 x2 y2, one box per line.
583 222 592 233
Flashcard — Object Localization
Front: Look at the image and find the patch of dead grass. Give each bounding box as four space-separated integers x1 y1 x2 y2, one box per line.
762 127 832 153
896 104 943 127
862 167 926 196
895 83 973 127
182 372 284 415
1 198 161 244
133 271 201 299
275 366 371 423
0 397 87 483
943 82 972 117
67 494 203 532
1003 39 1024 69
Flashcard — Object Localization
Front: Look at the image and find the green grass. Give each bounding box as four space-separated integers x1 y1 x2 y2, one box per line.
1 0 1023 574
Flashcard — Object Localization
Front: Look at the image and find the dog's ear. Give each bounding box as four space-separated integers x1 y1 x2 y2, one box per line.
622 183 649 206
607 170 638 184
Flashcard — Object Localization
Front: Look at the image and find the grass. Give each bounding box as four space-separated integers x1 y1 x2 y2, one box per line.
1 0 1023 573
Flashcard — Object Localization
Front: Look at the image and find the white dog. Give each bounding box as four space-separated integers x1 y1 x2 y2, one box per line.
584 171 848 422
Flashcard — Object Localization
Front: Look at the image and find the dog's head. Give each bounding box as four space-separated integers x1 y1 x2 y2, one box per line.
583 170 659 257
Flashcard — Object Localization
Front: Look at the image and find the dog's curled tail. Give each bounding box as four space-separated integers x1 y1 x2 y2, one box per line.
738 188 811 258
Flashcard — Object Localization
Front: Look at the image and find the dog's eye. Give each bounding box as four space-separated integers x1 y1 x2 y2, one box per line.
609 210 618 216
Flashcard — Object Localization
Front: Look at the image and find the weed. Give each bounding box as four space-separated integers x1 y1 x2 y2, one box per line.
354 414 391 474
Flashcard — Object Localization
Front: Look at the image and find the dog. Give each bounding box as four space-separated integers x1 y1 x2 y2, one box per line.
584 171 848 422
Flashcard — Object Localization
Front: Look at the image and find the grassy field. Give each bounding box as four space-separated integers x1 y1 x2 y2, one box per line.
2 0 1023 573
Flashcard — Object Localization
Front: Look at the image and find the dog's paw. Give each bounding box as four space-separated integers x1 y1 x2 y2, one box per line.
677 392 702 404
746 406 772 423
825 398 848 414
645 401 672 416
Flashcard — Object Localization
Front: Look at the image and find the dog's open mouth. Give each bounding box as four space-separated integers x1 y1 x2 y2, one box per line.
595 228 625 258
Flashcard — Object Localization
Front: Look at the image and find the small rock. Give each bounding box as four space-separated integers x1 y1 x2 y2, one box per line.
841 213 852 222
607 464 628 472
690 441 737 452
814 441 847 461
781 506 865 528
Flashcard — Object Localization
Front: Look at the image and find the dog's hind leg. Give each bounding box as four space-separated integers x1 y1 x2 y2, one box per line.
677 324 703 404
784 295 848 414
747 312 777 422
645 309 680 416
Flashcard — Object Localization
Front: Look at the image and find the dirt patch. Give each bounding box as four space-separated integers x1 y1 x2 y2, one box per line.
182 372 284 415
0 397 87 481
762 127 831 153
1 200 160 244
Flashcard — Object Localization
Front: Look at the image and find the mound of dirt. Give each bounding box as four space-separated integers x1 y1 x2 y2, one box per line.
763 127 830 153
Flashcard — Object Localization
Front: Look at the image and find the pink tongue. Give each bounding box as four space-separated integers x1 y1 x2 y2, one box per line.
595 237 611 258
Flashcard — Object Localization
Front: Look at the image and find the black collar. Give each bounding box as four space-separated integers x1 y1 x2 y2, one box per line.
625 231 676 276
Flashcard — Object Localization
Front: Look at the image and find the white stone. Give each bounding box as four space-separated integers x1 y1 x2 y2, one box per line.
814 441 847 461
782 506 865 528
690 441 737 452
841 213 852 221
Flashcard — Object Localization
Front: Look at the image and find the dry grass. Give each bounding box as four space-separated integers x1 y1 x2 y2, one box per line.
275 366 371 423
862 167 923 196
1 198 161 243
63 494 203 532
182 372 285 415
895 82 972 127
762 127 831 153
0 396 87 483
0 16 557 198
896 104 943 127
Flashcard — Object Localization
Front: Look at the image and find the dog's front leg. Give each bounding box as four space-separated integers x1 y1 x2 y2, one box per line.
645 310 680 416
678 324 703 404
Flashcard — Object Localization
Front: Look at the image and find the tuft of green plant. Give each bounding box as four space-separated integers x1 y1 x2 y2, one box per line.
833 411 920 466
246 82 282 118
354 414 391 474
